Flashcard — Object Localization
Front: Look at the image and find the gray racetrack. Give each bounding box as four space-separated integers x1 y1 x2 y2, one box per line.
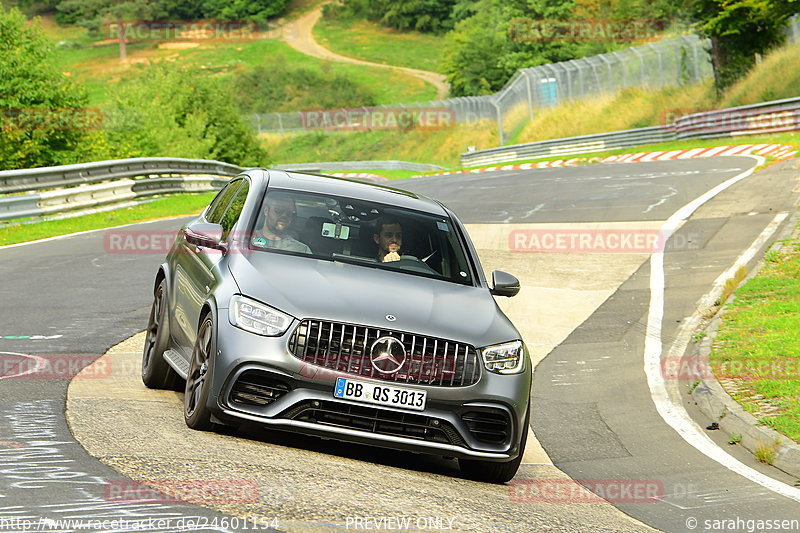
1 156 798 532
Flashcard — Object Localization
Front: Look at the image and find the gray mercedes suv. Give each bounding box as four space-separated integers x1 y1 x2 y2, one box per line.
142 169 531 483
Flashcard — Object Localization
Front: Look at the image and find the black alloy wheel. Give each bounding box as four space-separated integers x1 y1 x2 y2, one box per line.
184 315 215 430
142 280 180 390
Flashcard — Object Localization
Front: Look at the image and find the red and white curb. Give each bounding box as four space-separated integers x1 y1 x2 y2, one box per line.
327 172 387 182
413 144 797 178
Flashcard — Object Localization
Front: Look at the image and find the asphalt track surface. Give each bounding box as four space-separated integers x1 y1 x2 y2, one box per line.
1 156 799 532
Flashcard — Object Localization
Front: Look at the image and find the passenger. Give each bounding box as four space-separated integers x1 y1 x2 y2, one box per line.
254 195 312 254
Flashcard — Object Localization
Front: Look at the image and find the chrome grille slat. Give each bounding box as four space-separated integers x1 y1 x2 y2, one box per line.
314 321 322 364
408 335 417 383
326 321 335 365
421 337 428 384
450 344 458 387
289 320 479 387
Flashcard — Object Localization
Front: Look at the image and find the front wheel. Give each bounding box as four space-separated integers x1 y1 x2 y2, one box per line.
184 315 215 431
142 280 180 390
459 406 529 483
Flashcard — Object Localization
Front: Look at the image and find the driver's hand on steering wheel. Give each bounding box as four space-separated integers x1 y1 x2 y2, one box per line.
383 251 401 262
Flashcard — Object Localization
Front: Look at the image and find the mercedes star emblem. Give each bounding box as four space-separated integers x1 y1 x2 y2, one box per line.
369 336 406 374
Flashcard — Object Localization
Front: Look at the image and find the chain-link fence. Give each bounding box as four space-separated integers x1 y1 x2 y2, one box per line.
250 17 800 144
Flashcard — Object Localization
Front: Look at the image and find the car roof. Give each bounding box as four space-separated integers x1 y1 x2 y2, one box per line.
258 169 449 216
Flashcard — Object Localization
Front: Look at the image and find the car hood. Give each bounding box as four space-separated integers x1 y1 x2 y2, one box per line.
227 252 520 348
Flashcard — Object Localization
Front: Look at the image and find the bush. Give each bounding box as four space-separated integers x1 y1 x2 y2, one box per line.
105 63 270 166
231 58 377 113
0 5 97 169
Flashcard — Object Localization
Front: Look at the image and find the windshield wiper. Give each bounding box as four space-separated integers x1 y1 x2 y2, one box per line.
331 253 380 267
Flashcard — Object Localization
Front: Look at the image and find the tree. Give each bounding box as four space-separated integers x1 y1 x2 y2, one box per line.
57 0 164 61
442 6 512 95
694 0 798 91
105 64 270 166
443 0 599 96
327 0 463 33
0 6 97 169
198 0 290 23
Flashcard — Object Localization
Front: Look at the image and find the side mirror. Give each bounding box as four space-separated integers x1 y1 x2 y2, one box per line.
490 270 520 297
185 222 226 251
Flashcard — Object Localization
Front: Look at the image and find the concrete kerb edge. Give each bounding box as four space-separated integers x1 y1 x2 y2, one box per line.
690 210 800 480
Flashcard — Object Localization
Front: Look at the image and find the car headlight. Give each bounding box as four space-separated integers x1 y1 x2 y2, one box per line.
481 340 526 374
229 295 293 336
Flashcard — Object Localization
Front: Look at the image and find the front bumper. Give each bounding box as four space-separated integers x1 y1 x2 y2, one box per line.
208 318 532 461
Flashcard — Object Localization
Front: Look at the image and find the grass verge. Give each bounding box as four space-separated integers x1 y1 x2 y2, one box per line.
48 24 436 108
709 221 800 443
0 193 215 247
322 169 423 180
262 119 499 168
313 15 445 73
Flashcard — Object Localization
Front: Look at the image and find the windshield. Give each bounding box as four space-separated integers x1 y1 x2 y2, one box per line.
247 188 475 285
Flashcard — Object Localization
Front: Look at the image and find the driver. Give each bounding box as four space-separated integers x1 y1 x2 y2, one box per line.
373 217 403 262
255 194 312 254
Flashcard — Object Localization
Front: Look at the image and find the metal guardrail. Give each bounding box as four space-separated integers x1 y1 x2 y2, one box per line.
461 97 800 167
0 175 233 221
0 157 244 195
273 161 444 172
0 157 447 221
461 126 673 167
674 96 800 140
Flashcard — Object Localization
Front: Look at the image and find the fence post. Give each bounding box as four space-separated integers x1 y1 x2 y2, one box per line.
630 47 645 88
648 43 664 87
523 70 534 121
492 100 504 146
599 54 613 92
611 52 627 88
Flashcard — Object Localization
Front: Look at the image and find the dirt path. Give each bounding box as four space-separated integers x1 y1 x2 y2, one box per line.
282 6 450 100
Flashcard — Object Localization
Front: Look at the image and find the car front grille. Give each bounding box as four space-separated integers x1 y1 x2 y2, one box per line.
283 400 466 446
288 319 480 387
229 371 291 407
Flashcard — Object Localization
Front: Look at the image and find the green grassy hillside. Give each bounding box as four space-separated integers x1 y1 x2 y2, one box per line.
44 16 437 109
267 40 800 167
313 15 445 73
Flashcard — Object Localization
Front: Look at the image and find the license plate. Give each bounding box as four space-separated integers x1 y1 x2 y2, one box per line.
334 377 427 411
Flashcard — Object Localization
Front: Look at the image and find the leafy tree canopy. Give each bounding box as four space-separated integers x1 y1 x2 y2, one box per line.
105 63 270 166
694 0 798 90
0 5 100 169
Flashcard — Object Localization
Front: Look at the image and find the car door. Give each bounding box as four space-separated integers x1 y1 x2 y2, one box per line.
170 179 245 357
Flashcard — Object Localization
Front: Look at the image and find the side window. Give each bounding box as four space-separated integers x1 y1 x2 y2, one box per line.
206 180 242 224
219 181 250 239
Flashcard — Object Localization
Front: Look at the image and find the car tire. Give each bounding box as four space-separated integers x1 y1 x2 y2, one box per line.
458 406 529 484
184 314 216 431
142 280 180 390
